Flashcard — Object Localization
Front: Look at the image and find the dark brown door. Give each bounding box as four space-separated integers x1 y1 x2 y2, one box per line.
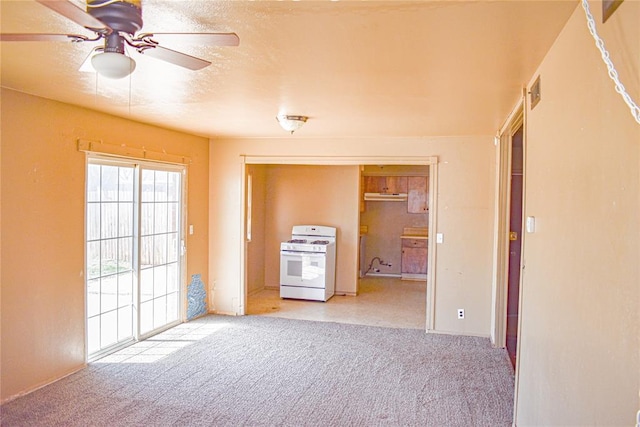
506 125 524 368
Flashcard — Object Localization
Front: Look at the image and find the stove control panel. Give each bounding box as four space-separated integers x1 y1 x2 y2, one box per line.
281 243 329 253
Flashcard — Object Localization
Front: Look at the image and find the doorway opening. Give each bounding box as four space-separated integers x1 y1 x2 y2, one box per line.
239 156 438 332
491 100 525 366
85 157 186 360
359 165 429 281
506 124 524 367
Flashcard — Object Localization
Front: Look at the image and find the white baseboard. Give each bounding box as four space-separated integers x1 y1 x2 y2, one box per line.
247 287 264 296
427 329 491 339
211 310 240 316
364 273 401 278
335 291 357 297
401 273 427 281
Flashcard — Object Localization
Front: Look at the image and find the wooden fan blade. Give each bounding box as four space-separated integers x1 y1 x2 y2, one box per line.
140 46 211 71
36 0 111 33
138 32 240 46
0 33 85 42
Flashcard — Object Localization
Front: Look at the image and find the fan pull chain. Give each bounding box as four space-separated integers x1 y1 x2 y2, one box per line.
94 70 99 108
128 69 132 116
581 0 640 125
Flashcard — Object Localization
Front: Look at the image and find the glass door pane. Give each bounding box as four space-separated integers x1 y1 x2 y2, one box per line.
139 168 182 336
86 163 135 356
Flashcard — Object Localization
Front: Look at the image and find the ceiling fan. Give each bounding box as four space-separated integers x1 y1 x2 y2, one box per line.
0 0 239 79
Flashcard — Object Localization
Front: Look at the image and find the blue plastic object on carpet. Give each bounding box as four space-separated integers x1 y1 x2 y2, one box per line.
187 274 207 320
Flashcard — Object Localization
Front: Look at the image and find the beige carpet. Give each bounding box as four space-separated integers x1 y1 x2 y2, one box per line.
1 315 514 426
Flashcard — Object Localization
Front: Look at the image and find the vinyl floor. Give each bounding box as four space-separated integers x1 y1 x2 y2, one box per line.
247 276 427 330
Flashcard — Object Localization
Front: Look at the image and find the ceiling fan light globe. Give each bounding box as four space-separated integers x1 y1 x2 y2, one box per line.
91 52 136 79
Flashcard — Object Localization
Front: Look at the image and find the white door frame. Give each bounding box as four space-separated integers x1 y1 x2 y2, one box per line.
239 155 439 331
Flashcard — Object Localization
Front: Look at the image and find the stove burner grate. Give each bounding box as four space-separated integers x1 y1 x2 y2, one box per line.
311 240 330 245
288 239 307 244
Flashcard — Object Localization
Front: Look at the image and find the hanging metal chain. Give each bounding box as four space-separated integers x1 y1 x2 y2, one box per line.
581 0 640 124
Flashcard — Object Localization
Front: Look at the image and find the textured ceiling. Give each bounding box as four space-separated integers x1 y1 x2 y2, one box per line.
0 0 578 139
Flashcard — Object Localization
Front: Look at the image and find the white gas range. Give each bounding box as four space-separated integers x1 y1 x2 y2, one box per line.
280 225 337 302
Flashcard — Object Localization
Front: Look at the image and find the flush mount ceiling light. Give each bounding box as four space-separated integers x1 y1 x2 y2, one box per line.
276 114 308 134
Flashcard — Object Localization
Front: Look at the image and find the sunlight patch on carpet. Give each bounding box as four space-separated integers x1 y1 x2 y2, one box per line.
93 322 229 364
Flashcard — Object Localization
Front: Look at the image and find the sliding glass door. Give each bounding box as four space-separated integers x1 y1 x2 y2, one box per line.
86 158 184 359
139 168 182 336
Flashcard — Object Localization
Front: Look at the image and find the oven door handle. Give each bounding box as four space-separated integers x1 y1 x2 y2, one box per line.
280 250 324 256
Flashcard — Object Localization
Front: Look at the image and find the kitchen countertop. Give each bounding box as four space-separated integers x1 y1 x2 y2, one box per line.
401 226 428 239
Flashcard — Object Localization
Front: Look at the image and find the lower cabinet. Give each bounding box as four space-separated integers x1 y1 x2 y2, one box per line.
401 238 427 280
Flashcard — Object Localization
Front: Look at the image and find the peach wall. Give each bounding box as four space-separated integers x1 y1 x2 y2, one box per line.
209 136 495 336
515 1 639 424
262 165 360 294
0 89 209 401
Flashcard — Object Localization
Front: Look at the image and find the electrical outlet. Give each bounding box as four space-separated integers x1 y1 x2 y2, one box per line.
457 309 465 319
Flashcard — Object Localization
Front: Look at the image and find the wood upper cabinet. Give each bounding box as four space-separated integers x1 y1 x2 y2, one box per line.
364 176 383 193
364 176 407 194
401 238 428 276
385 176 408 193
407 176 428 213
